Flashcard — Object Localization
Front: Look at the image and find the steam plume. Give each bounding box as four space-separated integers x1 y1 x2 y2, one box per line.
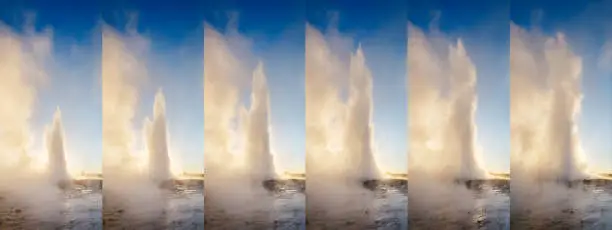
0 24 51 168
407 22 486 182
0 21 63 225
510 22 588 183
407 21 489 228
305 23 380 223
102 24 166 222
203 23 276 218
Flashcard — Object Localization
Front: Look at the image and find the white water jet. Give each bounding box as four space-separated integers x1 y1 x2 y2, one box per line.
45 108 71 186
244 62 277 185
203 24 276 217
305 23 380 222
102 25 165 221
144 90 172 185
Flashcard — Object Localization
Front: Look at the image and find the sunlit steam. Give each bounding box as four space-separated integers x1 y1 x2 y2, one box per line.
0 21 64 223
407 22 488 227
204 24 276 216
509 23 595 223
510 22 588 183
0 23 51 168
102 24 166 221
407 22 487 181
305 23 380 221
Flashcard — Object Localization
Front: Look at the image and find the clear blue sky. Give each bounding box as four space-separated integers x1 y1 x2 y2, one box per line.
308 0 408 173
408 0 511 173
201 0 306 173
512 0 612 172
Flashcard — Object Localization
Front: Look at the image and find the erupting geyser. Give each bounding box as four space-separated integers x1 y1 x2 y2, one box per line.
407 22 487 182
0 22 67 224
407 22 490 228
305 23 380 224
45 108 71 187
203 24 277 217
244 62 277 185
145 90 172 186
510 22 588 183
102 24 167 222
509 22 595 227
305 24 380 187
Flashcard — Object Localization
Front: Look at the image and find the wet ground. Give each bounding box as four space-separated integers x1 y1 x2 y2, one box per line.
0 180 102 230
103 180 204 230
408 180 510 230
306 182 407 230
511 182 612 230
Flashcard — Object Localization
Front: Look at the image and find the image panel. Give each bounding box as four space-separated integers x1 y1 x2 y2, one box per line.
0 1 102 229
100 2 204 229
510 0 612 228
407 0 510 229
201 0 306 229
305 0 407 229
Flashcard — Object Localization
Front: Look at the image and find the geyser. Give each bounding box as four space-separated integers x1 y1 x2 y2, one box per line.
203 24 276 221
407 22 488 228
102 24 166 224
0 21 65 225
244 62 277 186
45 108 71 187
407 22 487 182
305 23 380 224
144 90 172 186
510 22 592 226
510 22 588 183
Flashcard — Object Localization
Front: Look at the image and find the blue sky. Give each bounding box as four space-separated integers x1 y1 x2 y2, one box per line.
408 0 511 173
308 0 408 173
511 0 612 172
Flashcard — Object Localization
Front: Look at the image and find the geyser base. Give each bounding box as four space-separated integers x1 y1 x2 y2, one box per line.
361 179 407 192
262 179 305 193
452 178 510 192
